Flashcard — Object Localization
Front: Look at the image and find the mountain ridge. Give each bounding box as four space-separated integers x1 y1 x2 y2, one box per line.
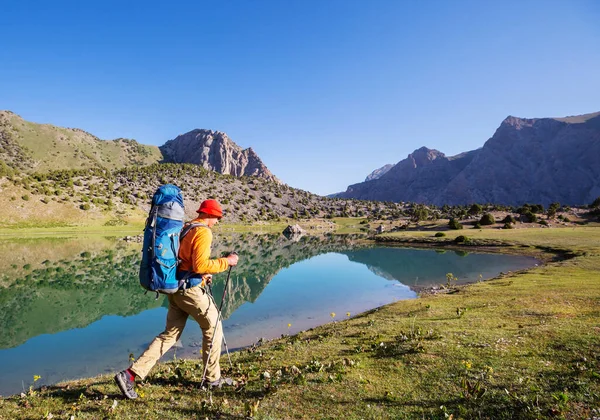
339 111 600 206
0 111 276 182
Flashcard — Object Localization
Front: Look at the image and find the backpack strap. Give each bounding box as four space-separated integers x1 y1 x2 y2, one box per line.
180 222 208 240
177 222 209 290
147 205 159 261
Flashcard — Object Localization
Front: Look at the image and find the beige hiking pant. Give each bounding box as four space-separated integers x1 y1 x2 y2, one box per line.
130 285 223 382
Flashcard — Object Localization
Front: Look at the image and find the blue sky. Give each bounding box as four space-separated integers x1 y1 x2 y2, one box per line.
1 0 599 195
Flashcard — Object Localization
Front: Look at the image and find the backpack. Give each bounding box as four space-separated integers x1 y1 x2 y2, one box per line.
139 184 203 295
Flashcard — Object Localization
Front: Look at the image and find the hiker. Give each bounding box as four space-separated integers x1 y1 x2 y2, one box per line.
115 199 239 399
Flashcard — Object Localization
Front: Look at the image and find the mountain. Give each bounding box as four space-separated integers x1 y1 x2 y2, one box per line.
338 111 600 206
159 129 277 182
365 164 395 181
0 111 276 181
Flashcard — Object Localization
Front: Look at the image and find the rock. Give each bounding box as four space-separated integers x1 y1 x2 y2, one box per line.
283 224 305 240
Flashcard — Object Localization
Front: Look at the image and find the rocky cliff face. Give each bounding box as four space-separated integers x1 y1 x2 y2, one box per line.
160 129 277 182
365 164 395 181
339 111 600 206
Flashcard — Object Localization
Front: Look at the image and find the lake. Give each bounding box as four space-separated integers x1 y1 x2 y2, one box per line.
0 233 537 396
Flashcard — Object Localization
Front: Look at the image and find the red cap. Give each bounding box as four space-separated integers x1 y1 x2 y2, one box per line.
196 199 223 218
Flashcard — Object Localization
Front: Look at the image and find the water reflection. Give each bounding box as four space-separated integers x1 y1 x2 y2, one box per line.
0 233 537 395
0 233 364 350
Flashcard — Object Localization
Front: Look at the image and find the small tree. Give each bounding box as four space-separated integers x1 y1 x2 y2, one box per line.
522 211 537 223
479 213 495 226
468 203 483 216
547 202 560 218
448 218 463 230
502 215 515 224
412 205 429 222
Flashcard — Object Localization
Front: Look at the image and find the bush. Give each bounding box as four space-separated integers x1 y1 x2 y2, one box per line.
455 235 470 244
434 232 446 237
21 194 30 201
522 211 537 223
539 220 548 226
502 215 515 224
468 203 483 216
448 218 463 230
473 223 481 229
479 213 495 225
80 203 91 211
503 222 513 229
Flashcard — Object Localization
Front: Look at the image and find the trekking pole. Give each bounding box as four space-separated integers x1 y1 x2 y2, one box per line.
201 253 236 385
208 283 233 368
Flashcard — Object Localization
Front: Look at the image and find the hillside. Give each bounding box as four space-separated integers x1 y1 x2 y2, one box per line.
0 111 162 172
0 163 407 226
0 111 279 184
339 111 600 206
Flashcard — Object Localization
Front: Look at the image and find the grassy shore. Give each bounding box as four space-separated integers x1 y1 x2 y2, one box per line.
0 218 341 238
1 227 599 419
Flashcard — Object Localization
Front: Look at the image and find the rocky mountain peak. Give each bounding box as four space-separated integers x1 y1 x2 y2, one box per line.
160 129 277 182
339 110 600 206
408 147 445 167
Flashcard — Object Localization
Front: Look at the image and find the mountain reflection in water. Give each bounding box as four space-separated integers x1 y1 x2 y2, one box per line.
0 233 537 395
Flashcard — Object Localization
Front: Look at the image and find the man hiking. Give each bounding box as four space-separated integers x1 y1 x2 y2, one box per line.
115 199 239 399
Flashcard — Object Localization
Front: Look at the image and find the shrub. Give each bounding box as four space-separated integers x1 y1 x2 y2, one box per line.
473 223 481 229
502 215 515 224
434 232 446 237
547 202 560 218
21 194 30 201
448 218 463 230
539 220 548 226
455 235 470 244
80 203 91 211
479 213 495 225
503 222 513 229
468 203 483 216
522 211 537 223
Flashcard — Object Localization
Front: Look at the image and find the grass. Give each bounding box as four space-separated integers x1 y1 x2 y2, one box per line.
1 227 599 419
0 218 338 238
330 217 369 234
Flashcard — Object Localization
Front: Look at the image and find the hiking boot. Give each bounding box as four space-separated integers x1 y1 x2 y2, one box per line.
205 377 235 389
114 370 138 399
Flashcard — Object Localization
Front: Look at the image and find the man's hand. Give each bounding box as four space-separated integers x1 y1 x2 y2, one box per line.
201 274 213 286
226 253 239 266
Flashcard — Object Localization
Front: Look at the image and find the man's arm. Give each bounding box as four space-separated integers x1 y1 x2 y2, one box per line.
190 228 230 274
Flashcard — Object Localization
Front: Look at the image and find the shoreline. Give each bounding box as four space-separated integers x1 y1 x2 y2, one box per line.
1 226 599 418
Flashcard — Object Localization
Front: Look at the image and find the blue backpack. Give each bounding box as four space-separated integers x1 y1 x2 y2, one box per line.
139 184 202 295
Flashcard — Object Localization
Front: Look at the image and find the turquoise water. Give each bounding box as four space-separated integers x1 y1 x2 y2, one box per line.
0 234 537 395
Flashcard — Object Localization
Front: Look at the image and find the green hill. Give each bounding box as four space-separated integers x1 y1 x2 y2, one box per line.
0 111 162 173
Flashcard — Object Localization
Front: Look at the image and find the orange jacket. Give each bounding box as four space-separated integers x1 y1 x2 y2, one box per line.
178 217 229 274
